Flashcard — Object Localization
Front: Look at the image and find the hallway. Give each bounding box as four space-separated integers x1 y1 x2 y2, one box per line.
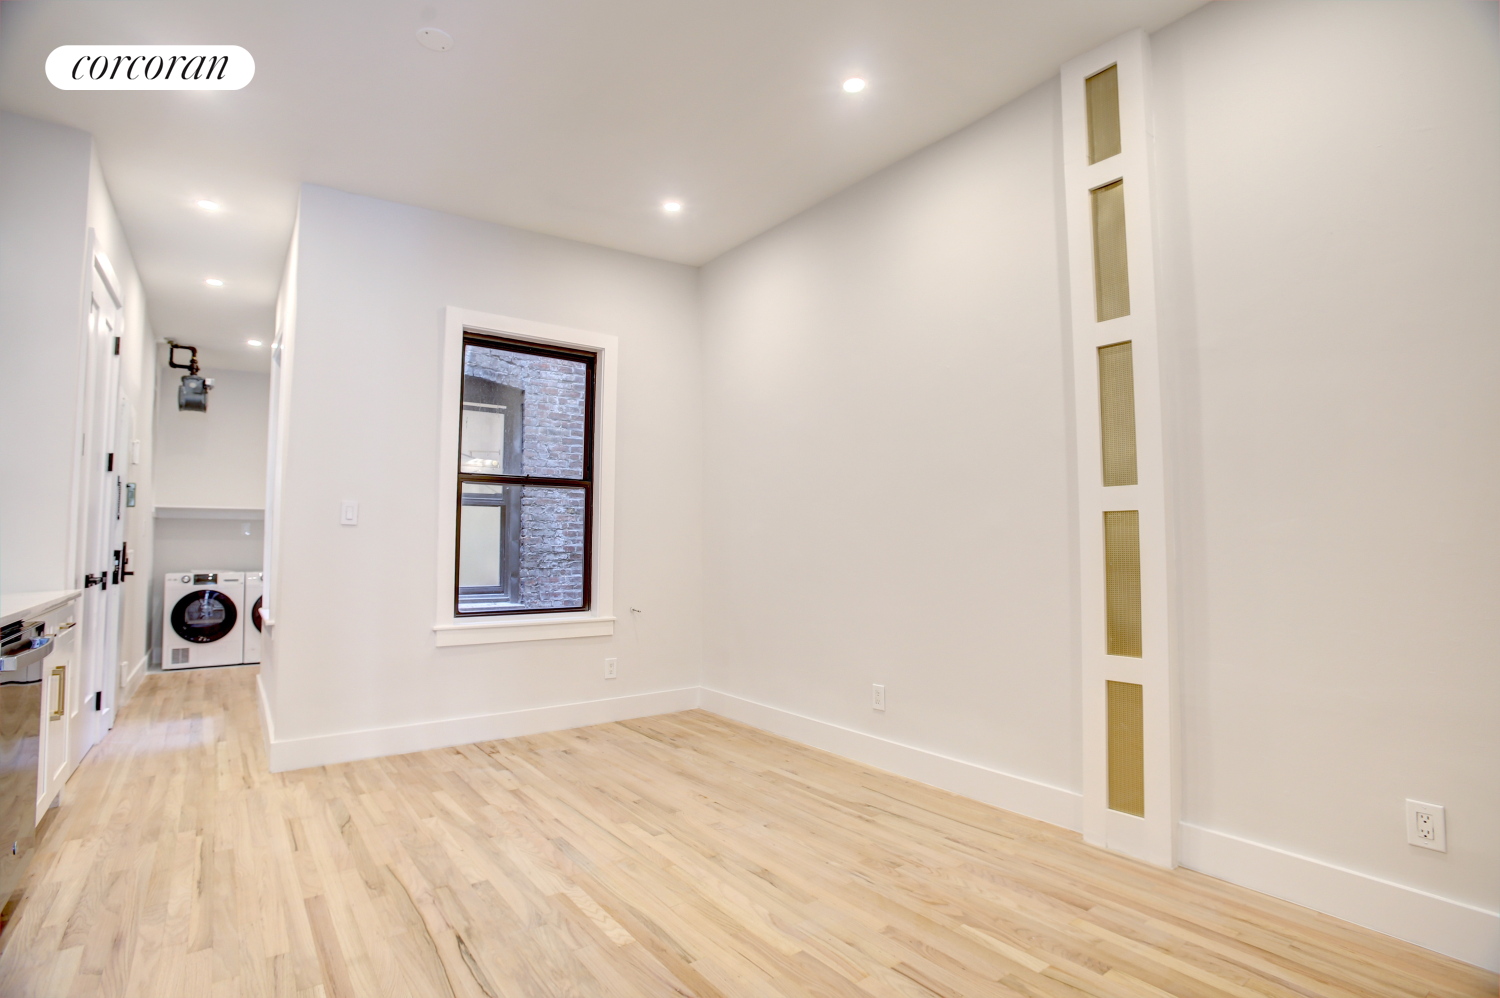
0 668 1491 998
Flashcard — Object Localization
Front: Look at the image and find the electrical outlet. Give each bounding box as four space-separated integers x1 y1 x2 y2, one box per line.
1405 799 1446 852
872 684 885 711
604 658 617 679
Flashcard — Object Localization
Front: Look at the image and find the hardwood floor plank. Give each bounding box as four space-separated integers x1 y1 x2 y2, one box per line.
0 667 1492 998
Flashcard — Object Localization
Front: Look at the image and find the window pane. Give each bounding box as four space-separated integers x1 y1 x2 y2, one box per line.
1091 180 1130 322
462 342 588 479
458 483 519 611
458 482 585 613
1086 64 1121 164
1098 341 1138 486
1103 510 1142 657
518 486 585 609
1107 680 1144 816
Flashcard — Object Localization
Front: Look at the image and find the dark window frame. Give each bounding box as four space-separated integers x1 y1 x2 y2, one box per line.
454 332 597 618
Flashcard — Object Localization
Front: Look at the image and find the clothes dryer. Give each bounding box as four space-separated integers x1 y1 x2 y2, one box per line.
243 572 263 664
162 571 245 669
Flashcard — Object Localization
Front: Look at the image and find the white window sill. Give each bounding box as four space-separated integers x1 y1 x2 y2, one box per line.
433 615 615 647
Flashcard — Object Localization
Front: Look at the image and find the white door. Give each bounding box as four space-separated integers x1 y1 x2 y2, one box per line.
71 254 124 770
99 391 133 731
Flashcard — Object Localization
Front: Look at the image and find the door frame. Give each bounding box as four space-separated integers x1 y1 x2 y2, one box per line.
66 235 125 770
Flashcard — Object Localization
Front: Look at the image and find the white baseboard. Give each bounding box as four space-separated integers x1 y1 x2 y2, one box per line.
121 653 148 698
263 686 702 773
1180 822 1499 972
255 671 275 759
698 688 1082 832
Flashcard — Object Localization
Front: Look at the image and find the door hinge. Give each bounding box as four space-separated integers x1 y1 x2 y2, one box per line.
113 336 120 355
107 452 114 472
94 691 102 711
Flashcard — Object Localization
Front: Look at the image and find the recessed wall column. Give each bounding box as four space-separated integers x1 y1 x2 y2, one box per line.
1061 30 1178 868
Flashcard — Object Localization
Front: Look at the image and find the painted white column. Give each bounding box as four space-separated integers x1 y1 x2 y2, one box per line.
1060 29 1179 868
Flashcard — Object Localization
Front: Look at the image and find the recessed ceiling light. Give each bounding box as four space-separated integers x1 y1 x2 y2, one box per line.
843 77 866 93
247 339 263 347
196 199 220 210
205 278 224 286
417 27 453 51
663 201 682 213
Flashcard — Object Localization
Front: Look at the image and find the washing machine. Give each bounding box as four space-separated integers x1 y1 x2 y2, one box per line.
162 571 245 669
243 572 263 664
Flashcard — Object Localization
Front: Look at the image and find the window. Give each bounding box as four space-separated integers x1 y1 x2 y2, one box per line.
455 334 596 616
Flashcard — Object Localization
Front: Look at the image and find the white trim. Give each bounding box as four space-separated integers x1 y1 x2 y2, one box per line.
121 652 147 695
256 670 275 758
699 688 1083 832
64 232 101 600
153 505 265 520
92 251 123 308
263 686 697 773
433 614 615 646
434 307 618 647
1180 822 1499 972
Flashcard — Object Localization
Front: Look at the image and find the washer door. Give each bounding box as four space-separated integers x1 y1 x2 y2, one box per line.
171 589 238 644
251 596 264 632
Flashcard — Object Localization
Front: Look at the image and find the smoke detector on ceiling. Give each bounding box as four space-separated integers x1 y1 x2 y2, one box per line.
416 28 453 52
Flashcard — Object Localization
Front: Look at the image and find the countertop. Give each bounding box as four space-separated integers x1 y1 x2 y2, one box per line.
1 590 83 628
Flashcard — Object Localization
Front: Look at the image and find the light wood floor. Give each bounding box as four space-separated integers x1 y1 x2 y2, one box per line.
0 668 1491 998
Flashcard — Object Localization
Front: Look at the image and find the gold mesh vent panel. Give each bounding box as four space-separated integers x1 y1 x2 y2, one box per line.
1103 510 1142 657
1107 680 1144 816
1086 65 1121 164
1091 181 1131 322
1098 342 1138 486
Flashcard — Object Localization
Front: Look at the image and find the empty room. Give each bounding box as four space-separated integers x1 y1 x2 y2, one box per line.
1 1 1496 994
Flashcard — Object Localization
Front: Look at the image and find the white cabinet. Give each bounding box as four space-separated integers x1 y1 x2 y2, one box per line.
37 608 78 824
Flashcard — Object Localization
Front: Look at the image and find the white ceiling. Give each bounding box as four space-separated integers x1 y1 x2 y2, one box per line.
0 0 1202 371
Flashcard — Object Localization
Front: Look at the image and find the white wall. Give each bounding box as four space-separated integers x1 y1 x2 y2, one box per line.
264 185 703 762
0 112 91 593
699 80 1083 817
698 0 1497 968
1 111 157 692
1150 0 1499 931
154 363 269 509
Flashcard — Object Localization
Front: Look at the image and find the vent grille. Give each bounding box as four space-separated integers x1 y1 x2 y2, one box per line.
1107 680 1144 816
1098 342 1138 486
1086 65 1121 164
1091 180 1130 322
1104 510 1142 657
171 648 189 665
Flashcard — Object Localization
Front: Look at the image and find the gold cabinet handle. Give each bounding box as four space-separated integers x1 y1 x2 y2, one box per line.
50 664 66 720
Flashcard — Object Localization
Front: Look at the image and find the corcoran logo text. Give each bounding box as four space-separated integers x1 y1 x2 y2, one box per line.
46 46 255 90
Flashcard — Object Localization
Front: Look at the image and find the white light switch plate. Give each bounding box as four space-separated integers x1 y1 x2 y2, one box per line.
1405 799 1446 852
340 500 359 525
